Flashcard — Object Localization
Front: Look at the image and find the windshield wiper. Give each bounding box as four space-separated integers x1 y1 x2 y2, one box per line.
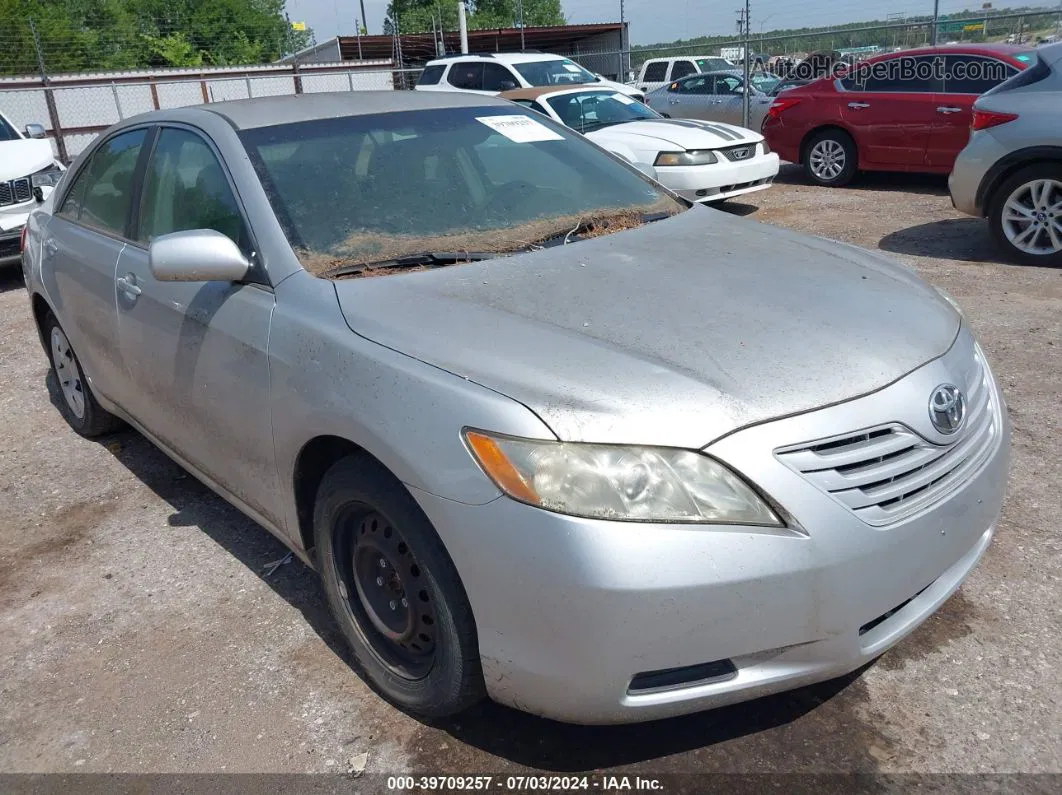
533 211 674 249
325 251 499 279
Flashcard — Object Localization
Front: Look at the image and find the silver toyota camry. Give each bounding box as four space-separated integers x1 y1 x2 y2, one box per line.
22 92 1010 725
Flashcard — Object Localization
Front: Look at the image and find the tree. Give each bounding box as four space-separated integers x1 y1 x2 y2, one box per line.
0 0 314 75
385 0 564 36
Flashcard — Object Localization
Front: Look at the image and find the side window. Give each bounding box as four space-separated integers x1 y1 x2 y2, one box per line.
670 60 697 80
137 128 245 250
56 162 92 220
447 62 483 90
643 62 668 82
714 76 743 95
678 77 712 94
841 55 942 93
75 129 148 237
417 65 445 86
482 63 518 92
944 56 1017 95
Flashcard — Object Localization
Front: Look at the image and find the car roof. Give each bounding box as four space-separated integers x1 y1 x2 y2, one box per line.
126 91 511 131
501 86 620 101
427 52 575 66
864 43 1036 64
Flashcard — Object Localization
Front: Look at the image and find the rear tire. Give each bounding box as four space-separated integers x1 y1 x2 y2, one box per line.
988 163 1062 267
803 129 857 187
43 312 124 438
313 454 485 718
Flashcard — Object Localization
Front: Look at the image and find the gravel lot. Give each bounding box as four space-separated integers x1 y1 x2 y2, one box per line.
1 165 1059 782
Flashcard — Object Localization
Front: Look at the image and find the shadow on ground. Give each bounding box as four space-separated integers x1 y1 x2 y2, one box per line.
775 163 950 196
878 217 1011 264
0 267 25 295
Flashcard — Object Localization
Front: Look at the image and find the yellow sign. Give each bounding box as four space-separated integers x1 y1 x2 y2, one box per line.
964 23 985 32
291 21 307 31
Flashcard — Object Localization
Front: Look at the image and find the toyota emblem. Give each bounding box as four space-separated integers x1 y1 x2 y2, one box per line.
929 384 966 435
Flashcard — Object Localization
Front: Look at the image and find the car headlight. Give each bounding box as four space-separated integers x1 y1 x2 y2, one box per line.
654 150 718 166
463 430 782 526
31 165 64 189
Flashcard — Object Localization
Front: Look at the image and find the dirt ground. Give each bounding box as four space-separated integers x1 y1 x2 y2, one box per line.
1 165 1059 783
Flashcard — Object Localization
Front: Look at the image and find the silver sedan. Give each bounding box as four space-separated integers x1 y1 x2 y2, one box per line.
23 91 1009 724
646 70 776 129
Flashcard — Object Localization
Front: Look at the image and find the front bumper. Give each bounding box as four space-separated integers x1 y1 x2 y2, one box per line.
413 329 1010 724
658 152 780 203
0 204 33 266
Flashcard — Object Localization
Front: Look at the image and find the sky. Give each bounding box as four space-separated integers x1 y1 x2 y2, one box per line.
283 1 1054 47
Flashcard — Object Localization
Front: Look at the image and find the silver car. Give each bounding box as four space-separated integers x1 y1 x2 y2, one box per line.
950 42 1062 266
646 70 776 129
23 92 1009 725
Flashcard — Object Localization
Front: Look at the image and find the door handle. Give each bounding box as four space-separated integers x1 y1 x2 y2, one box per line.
937 106 963 114
116 274 142 299
847 102 871 109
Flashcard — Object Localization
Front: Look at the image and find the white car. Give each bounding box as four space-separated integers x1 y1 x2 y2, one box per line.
503 86 779 203
415 53 646 103
0 111 64 267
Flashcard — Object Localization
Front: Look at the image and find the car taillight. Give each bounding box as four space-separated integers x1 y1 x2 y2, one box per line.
767 97 801 120
971 110 1018 131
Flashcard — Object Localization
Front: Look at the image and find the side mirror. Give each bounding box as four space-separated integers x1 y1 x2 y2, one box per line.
149 229 250 282
498 80 518 91
25 123 47 139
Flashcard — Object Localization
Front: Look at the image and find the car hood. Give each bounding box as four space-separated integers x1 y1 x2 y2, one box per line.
587 119 761 151
0 138 53 181
332 208 959 448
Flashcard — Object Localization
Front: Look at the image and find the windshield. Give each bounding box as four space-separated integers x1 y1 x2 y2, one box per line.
514 59 597 87
545 91 660 133
240 107 682 276
696 58 733 71
0 115 18 141
750 74 780 93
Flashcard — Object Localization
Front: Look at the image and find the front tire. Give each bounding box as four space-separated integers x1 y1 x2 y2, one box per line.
43 313 123 438
988 164 1062 267
804 129 857 187
313 455 485 718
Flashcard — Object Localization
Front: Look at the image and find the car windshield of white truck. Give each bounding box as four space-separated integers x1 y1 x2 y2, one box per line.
240 107 683 277
514 59 597 86
546 91 660 133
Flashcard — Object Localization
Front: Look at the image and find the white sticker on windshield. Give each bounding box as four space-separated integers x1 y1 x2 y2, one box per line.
476 115 564 143
563 63 583 73
612 93 636 105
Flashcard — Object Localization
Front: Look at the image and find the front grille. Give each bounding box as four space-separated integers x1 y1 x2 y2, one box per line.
0 178 32 207
719 144 756 162
776 350 998 526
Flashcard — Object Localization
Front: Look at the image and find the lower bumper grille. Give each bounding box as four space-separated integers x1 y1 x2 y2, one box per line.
628 659 737 694
776 348 998 526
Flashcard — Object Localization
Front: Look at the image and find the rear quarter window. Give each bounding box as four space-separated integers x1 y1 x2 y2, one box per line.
418 65 445 86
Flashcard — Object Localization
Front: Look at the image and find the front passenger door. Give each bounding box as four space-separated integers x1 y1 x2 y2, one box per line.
113 126 282 528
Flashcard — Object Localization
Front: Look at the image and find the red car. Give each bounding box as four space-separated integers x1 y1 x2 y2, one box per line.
763 45 1036 186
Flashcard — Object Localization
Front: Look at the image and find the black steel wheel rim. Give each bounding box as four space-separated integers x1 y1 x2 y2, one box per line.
333 506 436 679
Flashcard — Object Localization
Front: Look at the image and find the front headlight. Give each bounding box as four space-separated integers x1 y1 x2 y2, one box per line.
654 150 718 166
31 165 64 189
463 430 782 526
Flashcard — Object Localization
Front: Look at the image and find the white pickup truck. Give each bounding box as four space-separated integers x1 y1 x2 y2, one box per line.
632 56 737 93
1 111 64 267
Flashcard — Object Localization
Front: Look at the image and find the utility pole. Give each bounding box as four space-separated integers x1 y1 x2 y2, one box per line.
737 2 751 128
359 0 369 34
355 18 363 58
517 0 525 51
619 0 625 80
931 0 940 45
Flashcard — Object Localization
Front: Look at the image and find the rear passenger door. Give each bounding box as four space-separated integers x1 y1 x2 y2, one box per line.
926 54 1020 169
112 125 282 527
41 128 150 404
